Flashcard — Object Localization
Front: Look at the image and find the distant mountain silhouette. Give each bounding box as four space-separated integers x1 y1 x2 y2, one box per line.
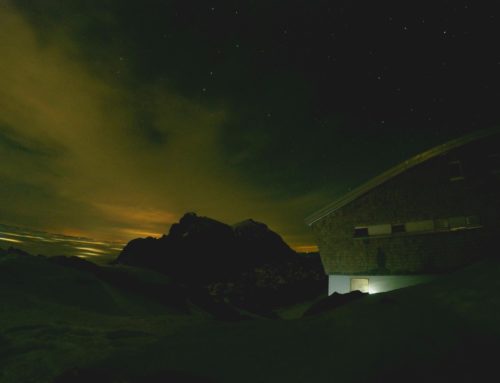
116 213 296 282
1 246 31 257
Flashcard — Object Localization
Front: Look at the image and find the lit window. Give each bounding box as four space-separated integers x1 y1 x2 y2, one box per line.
449 160 464 181
350 278 369 293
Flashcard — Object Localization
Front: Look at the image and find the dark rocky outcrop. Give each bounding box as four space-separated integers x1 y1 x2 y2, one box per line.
116 212 297 283
115 212 326 312
232 219 296 265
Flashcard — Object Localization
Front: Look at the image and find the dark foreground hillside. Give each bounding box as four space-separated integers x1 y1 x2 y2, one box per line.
2 246 500 382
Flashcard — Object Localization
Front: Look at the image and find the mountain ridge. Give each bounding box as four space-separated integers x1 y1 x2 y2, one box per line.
116 212 297 278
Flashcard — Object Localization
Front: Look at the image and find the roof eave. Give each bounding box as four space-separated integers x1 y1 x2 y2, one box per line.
305 127 500 226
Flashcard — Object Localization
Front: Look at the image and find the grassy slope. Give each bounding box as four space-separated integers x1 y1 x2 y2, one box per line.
0 253 206 383
2 251 500 382
95 258 500 383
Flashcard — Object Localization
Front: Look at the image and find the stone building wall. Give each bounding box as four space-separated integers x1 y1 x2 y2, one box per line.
312 135 500 275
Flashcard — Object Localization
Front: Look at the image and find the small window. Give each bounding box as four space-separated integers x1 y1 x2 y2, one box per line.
367 224 392 236
391 223 406 233
449 160 464 181
466 215 481 228
406 220 434 232
434 218 449 231
449 216 467 230
353 227 368 237
351 278 369 293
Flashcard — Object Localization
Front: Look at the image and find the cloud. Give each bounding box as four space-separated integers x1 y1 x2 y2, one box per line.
0 5 324 248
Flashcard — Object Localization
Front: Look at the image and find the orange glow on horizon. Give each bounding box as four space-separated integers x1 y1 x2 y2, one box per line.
50 228 87 238
118 228 163 239
292 244 319 253
74 247 106 254
94 203 177 226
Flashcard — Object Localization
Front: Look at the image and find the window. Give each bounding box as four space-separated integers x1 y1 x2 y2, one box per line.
406 220 434 232
434 218 449 231
367 224 392 236
350 278 369 293
391 223 406 233
354 224 391 237
466 215 481 228
434 216 480 231
352 216 480 239
449 160 464 181
449 216 467 230
353 227 368 237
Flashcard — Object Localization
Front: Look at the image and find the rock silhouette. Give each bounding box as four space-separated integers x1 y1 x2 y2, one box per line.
232 218 296 265
116 212 326 311
116 212 296 283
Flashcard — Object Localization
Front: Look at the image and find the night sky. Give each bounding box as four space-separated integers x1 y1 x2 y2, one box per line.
1 1 499 251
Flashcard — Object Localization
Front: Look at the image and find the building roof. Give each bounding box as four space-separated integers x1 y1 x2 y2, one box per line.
305 127 500 226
